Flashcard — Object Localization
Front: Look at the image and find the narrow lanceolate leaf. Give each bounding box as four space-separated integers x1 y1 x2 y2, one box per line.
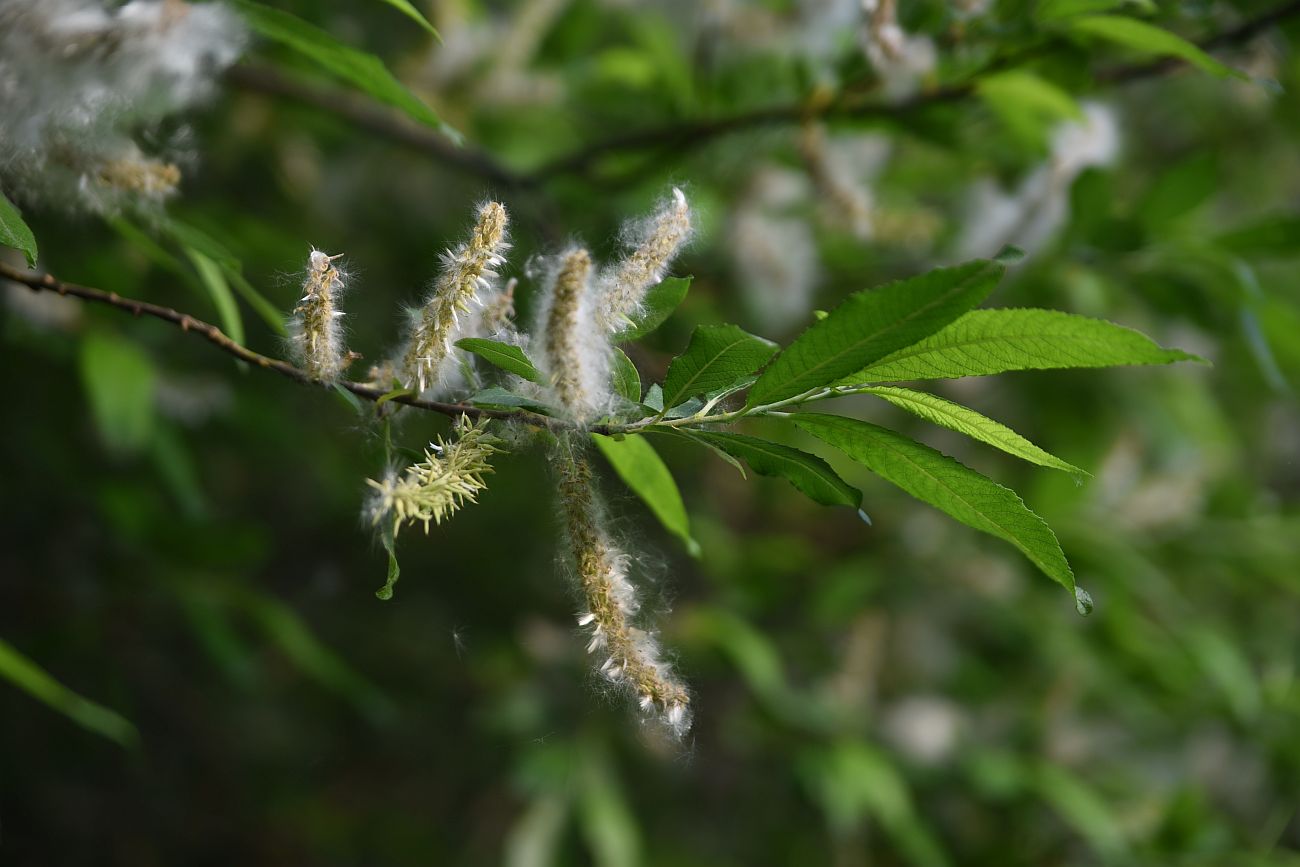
185 247 245 349
794 414 1075 592
611 348 641 402
456 338 543 383
843 308 1202 383
747 259 1005 407
673 430 861 509
230 0 455 137
858 386 1087 475
1067 15 1245 80
614 276 692 342
0 637 138 747
591 433 698 555
0 189 38 267
663 324 778 408
373 0 440 37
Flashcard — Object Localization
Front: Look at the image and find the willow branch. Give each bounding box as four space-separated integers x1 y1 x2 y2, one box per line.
225 63 534 192
535 1 1300 180
225 2 1299 186
0 261 564 429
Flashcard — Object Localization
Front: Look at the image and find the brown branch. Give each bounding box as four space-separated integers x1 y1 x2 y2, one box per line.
0 261 569 430
224 3 1300 187
225 63 535 192
533 1 1300 181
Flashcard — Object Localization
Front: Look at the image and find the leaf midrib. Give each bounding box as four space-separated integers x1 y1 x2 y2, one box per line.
754 266 992 403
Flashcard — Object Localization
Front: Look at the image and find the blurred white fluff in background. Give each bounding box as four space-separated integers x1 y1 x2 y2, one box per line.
957 102 1121 260
0 0 246 212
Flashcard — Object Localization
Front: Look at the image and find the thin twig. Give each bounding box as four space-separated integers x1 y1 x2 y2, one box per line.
0 261 564 429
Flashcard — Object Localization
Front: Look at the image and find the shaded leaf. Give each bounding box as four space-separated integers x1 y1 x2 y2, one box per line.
662 324 778 408
794 414 1075 592
468 387 554 414
80 332 156 455
672 429 861 508
591 433 698 555
611 348 642 402
844 308 1201 383
0 636 137 747
614 276 691 342
185 247 245 349
0 189 38 267
748 259 1004 407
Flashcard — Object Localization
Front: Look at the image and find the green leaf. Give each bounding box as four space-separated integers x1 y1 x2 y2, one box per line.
455 338 543 383
858 386 1087 475
614 276 691 342
158 215 287 336
1067 15 1245 79
376 522 401 600
844 308 1202 383
80 332 157 455
230 0 455 136
0 189 38 267
1035 0 1155 22
0 636 138 747
747 259 1005 407
977 70 1081 151
649 428 747 478
670 429 861 509
185 247 245 349
611 348 642 402
794 414 1075 592
373 0 440 37
468 387 554 414
591 433 698 555
1215 214 1300 258
662 324 778 408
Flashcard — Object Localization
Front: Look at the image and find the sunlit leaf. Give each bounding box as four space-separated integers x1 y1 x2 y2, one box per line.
231 0 455 136
858 386 1087 475
748 260 1005 406
591 433 698 555
844 309 1201 383
662 323 777 408
1068 15 1245 79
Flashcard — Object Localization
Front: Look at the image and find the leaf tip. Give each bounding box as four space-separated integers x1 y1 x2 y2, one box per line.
1074 586 1094 617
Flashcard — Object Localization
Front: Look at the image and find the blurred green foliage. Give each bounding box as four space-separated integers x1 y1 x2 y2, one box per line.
3 0 1300 864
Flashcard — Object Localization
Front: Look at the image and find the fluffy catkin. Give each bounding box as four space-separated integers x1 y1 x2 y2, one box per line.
0 0 246 212
555 443 691 737
537 248 609 423
401 201 510 394
289 249 349 382
366 418 499 537
596 187 692 333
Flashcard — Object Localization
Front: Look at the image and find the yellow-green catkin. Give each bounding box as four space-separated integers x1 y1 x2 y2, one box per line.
402 201 510 394
596 187 692 333
366 417 499 537
555 443 691 737
539 247 607 423
289 249 349 382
